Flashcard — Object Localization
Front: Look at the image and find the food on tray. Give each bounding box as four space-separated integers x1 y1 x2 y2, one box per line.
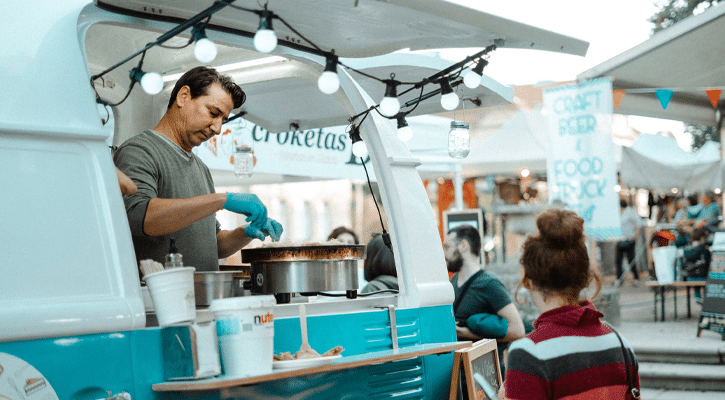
273 345 344 361
242 240 365 263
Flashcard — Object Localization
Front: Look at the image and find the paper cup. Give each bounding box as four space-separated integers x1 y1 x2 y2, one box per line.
210 295 276 377
144 267 196 327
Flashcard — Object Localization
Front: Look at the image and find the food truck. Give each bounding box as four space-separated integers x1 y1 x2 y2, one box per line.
0 1 587 398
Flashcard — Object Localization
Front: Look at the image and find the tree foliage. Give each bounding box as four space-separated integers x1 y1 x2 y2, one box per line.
649 0 722 150
649 0 721 34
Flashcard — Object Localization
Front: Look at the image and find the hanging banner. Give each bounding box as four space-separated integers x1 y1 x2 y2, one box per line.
543 78 622 240
193 118 373 181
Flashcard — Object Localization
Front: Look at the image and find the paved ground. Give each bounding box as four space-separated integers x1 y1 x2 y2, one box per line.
605 274 725 399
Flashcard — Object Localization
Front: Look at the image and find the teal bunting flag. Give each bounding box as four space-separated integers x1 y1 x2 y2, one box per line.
656 89 674 109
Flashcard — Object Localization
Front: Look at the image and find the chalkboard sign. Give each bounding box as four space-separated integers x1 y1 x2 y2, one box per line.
698 275 725 340
448 339 501 400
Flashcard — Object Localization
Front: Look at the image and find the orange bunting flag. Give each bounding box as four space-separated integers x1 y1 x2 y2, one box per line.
706 89 721 108
612 89 625 110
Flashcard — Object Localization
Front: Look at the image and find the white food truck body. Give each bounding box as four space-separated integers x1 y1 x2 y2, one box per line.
0 1 587 398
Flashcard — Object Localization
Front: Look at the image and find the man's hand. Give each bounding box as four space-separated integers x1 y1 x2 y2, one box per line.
223 193 267 227
455 321 481 341
262 218 284 242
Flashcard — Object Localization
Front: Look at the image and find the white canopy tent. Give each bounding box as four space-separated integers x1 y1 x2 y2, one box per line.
576 1 725 127
461 108 548 178
620 133 722 192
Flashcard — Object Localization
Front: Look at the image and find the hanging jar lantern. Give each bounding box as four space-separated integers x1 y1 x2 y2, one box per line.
448 121 470 159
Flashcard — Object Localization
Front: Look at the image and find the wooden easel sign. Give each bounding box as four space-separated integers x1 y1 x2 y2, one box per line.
449 339 502 400
698 275 725 340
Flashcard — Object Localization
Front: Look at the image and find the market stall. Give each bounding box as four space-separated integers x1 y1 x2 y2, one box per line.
0 1 589 399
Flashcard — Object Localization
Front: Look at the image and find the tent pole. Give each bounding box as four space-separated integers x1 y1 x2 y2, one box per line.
454 163 464 210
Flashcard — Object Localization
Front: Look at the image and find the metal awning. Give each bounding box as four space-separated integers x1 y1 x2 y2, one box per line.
95 0 589 58
577 2 725 126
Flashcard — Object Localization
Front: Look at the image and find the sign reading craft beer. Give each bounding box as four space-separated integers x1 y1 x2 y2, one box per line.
194 117 374 181
543 78 621 240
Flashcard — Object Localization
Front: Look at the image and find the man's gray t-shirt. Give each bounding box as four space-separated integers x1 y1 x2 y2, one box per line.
114 130 221 271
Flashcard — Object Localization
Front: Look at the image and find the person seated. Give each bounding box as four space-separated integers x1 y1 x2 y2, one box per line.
360 234 398 294
682 227 710 300
674 194 700 247
327 226 359 245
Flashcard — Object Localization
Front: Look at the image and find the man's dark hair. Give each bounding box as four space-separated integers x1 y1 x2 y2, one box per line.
687 194 699 206
167 66 246 110
620 199 628 208
447 224 481 257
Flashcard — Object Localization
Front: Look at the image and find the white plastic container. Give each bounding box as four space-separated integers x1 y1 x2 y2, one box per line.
144 267 197 327
210 295 276 377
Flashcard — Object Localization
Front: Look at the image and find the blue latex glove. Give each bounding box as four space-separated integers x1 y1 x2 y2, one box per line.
223 193 267 227
261 218 284 242
244 223 266 241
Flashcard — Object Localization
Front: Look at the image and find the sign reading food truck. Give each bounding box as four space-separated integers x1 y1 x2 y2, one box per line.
543 78 622 240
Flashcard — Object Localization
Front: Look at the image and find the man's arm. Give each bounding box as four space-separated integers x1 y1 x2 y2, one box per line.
496 303 526 342
216 227 255 259
144 193 227 236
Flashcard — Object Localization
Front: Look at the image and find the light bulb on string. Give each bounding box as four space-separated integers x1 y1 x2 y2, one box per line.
396 115 413 142
349 125 368 158
254 9 277 53
130 67 163 95
439 78 459 111
379 79 400 117
192 25 217 63
463 59 488 89
317 54 340 94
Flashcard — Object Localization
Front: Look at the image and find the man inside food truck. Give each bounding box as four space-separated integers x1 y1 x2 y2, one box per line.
114 66 282 271
445 224 525 374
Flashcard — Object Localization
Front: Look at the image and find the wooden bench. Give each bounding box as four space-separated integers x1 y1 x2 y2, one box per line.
645 281 707 322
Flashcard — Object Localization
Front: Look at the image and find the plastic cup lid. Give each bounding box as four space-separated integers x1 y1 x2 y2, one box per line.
210 295 276 312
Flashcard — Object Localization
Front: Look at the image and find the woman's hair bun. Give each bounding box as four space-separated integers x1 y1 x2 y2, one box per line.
536 209 584 248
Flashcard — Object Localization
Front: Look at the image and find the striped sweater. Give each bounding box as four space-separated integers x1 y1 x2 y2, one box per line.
504 301 639 400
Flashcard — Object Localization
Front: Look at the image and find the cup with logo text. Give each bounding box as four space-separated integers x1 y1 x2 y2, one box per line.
210 295 276 377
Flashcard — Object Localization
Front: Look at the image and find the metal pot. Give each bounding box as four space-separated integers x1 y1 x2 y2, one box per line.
241 244 365 303
193 271 235 307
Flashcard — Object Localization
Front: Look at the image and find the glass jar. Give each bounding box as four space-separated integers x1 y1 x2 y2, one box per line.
234 145 254 178
448 121 470 159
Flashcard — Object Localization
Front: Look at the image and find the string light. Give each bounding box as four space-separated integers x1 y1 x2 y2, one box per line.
439 78 460 111
463 59 488 89
192 25 217 63
396 115 413 142
130 67 163 95
318 54 340 94
254 9 277 53
379 79 401 117
92 0 498 132
349 125 368 158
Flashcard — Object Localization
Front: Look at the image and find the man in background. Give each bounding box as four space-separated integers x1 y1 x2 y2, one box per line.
616 199 643 285
444 224 525 375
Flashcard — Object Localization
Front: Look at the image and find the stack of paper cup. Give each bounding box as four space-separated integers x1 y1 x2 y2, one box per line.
210 295 276 377
144 267 196 327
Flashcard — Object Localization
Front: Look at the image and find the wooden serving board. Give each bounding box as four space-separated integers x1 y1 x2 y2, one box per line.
152 341 471 392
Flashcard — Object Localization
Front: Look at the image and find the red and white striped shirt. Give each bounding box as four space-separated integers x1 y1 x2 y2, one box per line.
504 301 640 400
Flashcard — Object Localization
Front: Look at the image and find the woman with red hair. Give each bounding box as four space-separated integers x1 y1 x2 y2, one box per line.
502 209 640 399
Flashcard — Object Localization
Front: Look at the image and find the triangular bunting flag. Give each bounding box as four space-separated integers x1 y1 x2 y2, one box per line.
656 89 673 110
612 89 625 110
706 89 721 108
